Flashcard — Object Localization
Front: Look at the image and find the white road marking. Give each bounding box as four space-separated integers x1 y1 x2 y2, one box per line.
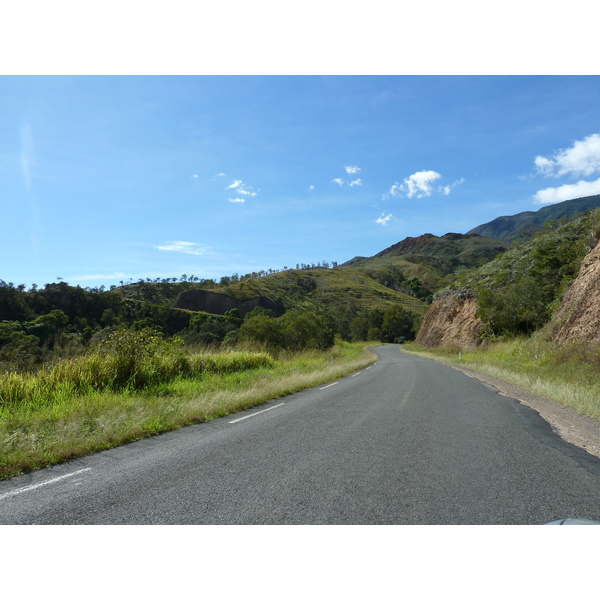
352 372 361 377
0 468 92 501
228 403 285 424
319 382 339 390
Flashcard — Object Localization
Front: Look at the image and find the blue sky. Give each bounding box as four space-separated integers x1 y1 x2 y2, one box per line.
3 75 600 289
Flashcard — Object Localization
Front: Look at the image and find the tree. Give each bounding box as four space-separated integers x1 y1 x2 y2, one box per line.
279 309 335 351
244 306 276 320
23 309 69 346
381 306 416 342
224 308 243 327
238 314 283 349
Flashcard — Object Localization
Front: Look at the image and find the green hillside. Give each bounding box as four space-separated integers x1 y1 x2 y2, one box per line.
467 195 600 242
340 232 509 297
439 207 600 338
217 265 425 311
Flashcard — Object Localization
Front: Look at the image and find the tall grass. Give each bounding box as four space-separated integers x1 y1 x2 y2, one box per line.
0 334 376 479
0 348 275 410
405 336 600 422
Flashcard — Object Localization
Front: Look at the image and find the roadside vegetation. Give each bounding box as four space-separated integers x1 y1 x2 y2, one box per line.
0 328 376 480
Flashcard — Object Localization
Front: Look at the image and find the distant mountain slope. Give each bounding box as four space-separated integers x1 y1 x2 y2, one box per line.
467 195 600 242
339 232 509 297
205 266 428 317
371 232 508 264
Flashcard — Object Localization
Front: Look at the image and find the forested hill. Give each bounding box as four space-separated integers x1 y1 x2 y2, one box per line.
467 194 600 243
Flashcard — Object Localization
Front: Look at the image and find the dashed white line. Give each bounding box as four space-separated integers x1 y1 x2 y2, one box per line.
0 468 92 501
319 382 339 390
228 403 285 424
352 372 362 377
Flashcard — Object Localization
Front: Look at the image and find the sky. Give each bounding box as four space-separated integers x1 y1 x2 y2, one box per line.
1 0 599 292
2 74 600 290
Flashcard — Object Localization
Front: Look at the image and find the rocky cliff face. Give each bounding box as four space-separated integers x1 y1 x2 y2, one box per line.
550 234 600 344
414 295 485 349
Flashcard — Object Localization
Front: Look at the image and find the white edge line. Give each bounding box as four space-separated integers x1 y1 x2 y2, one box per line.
228 403 285 424
319 382 339 390
0 468 92 501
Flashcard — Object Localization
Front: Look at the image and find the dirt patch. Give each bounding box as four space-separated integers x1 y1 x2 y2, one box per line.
449 363 600 459
552 235 600 344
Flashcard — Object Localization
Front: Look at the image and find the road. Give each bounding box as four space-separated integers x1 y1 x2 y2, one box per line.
1 345 600 524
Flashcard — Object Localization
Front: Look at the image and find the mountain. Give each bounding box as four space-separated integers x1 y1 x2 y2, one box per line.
339 232 509 297
467 195 600 242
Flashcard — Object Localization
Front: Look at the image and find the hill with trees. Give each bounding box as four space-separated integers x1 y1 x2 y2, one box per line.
417 206 600 347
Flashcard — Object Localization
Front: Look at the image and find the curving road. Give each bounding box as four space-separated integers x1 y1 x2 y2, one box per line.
1 345 600 524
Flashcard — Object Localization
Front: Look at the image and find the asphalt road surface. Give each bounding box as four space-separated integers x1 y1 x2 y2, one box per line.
2 345 600 524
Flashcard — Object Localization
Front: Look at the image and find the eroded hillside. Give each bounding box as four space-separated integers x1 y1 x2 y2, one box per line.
550 232 600 344
415 208 600 349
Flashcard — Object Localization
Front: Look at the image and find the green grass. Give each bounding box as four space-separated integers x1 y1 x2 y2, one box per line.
404 337 600 423
0 340 376 480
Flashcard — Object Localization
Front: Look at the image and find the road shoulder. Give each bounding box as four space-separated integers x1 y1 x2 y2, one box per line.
444 362 600 459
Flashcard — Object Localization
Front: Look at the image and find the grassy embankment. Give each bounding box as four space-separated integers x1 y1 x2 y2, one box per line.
404 337 600 423
0 329 377 480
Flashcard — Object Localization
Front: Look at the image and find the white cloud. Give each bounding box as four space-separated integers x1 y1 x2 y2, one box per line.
156 241 211 255
533 177 600 205
376 212 393 225
404 170 441 198
535 133 600 178
332 173 362 188
225 179 257 196
344 165 361 175
384 171 461 200
228 197 245 203
386 183 403 197
441 177 465 195
308 185 315 192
